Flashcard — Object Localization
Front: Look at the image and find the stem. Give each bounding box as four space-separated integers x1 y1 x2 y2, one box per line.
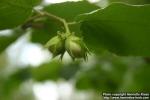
68 21 78 25
62 19 70 33
26 14 42 22
22 13 43 29
34 10 71 34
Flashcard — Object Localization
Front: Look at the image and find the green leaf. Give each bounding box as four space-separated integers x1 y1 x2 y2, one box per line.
108 0 150 4
75 64 119 91
31 18 63 44
129 64 150 92
60 61 80 80
31 61 81 81
135 66 150 91
0 29 22 53
31 1 99 44
77 3 150 56
31 61 62 81
2 67 31 94
75 53 129 91
44 1 99 21
0 0 41 30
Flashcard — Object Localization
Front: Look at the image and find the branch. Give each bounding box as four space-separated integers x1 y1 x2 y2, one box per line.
34 10 71 34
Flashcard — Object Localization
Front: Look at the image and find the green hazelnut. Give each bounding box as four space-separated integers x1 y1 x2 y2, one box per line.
45 35 65 57
65 35 89 60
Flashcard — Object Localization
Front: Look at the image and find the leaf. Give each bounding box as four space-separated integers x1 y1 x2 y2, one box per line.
0 29 22 53
119 63 150 92
75 64 119 91
31 61 81 81
31 61 62 81
108 0 150 4
0 0 41 30
44 1 99 21
31 1 99 44
75 53 129 91
77 3 150 56
131 64 150 91
2 67 31 94
31 18 63 44
60 61 80 80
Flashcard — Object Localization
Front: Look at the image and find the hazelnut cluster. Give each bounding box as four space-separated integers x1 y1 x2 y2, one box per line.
45 32 89 60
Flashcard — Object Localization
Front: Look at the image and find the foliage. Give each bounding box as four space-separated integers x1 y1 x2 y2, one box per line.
0 0 150 100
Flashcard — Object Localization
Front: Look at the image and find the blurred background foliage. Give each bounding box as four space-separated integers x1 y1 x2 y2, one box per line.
0 0 150 100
